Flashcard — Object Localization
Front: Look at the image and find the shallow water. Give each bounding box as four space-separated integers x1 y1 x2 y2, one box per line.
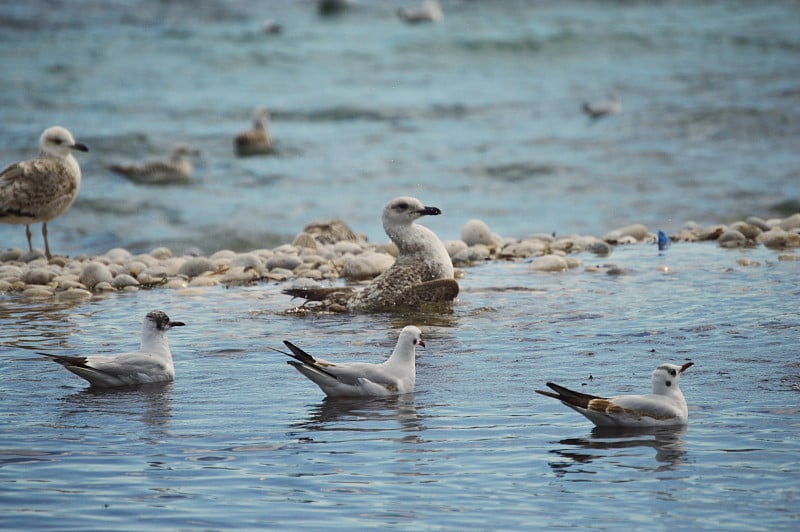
2 243 799 530
1 1 800 530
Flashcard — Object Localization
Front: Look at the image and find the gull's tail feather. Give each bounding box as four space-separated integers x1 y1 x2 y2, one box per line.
282 341 340 380
535 382 600 409
282 286 354 302
38 352 89 368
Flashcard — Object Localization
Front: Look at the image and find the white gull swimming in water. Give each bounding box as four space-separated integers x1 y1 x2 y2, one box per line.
0 126 88 259
39 310 185 388
276 325 424 398
283 196 459 312
110 143 199 184
397 0 443 23
234 106 273 156
582 92 622 119
536 362 694 428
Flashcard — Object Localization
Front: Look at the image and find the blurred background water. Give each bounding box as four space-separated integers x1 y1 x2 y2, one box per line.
1 1 799 530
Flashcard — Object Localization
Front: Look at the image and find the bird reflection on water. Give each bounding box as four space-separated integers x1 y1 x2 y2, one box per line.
289 395 424 443
548 425 688 475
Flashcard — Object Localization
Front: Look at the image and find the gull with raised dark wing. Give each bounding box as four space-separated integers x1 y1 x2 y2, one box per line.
536 362 694 428
0 126 88 259
40 310 185 388
277 325 424 398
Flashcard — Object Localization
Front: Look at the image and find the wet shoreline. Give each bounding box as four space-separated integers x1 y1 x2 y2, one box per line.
2 212 798 302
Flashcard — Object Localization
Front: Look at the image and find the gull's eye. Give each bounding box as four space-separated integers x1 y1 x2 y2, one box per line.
412 338 418 345
394 202 409 211
51 137 63 145
669 369 677 377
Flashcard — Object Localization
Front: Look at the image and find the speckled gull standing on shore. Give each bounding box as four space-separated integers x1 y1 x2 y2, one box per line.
39 310 185 388
536 362 694 427
110 143 199 184
283 196 459 312
234 106 273 156
277 325 424 397
0 126 88 259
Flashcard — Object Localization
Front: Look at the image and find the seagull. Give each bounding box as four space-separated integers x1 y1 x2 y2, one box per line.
582 92 621 119
536 362 694 428
234 107 273 156
283 196 459 312
110 143 199 184
277 325 424 398
397 0 443 24
0 126 88 259
39 310 185 388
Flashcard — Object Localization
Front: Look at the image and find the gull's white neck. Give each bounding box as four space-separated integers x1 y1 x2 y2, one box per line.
384 221 453 275
140 329 172 357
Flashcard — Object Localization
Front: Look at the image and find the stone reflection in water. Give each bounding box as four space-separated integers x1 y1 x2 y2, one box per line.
548 426 687 474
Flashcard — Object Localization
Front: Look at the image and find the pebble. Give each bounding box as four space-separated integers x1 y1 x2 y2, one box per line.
1 212 798 299
79 262 113 289
178 257 216 278
529 254 569 272
461 219 496 247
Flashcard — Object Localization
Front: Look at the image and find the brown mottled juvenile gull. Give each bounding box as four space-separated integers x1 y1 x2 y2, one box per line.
283 196 459 313
0 126 88 259
536 362 694 428
275 325 423 398
234 107 273 156
110 143 199 184
39 310 185 388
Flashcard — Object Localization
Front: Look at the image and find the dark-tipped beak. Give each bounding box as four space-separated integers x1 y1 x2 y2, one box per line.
418 339 426 348
417 206 441 216
680 362 694 373
169 321 186 328
71 142 89 153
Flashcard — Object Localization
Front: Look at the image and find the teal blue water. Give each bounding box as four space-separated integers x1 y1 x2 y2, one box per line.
1 1 799 530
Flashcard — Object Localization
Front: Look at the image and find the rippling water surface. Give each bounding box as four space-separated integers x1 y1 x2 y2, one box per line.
1 1 799 530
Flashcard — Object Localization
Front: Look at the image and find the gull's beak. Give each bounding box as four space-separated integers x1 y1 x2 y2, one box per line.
418 339 426 348
71 142 89 153
417 206 441 216
169 321 186 328
680 362 694 373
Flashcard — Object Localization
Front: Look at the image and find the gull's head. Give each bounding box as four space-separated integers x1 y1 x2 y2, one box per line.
252 106 271 123
39 126 88 158
144 310 186 333
170 143 200 160
382 196 442 229
652 362 693 394
398 325 425 349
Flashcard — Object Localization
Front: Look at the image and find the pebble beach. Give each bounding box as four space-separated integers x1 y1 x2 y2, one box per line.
2 212 798 303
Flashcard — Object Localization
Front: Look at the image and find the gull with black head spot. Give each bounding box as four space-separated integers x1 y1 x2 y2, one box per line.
0 126 88 259
39 310 185 388
283 196 459 312
536 362 694 428
275 325 424 398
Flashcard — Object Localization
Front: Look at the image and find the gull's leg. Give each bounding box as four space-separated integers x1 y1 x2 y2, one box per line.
42 222 52 259
25 224 33 252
